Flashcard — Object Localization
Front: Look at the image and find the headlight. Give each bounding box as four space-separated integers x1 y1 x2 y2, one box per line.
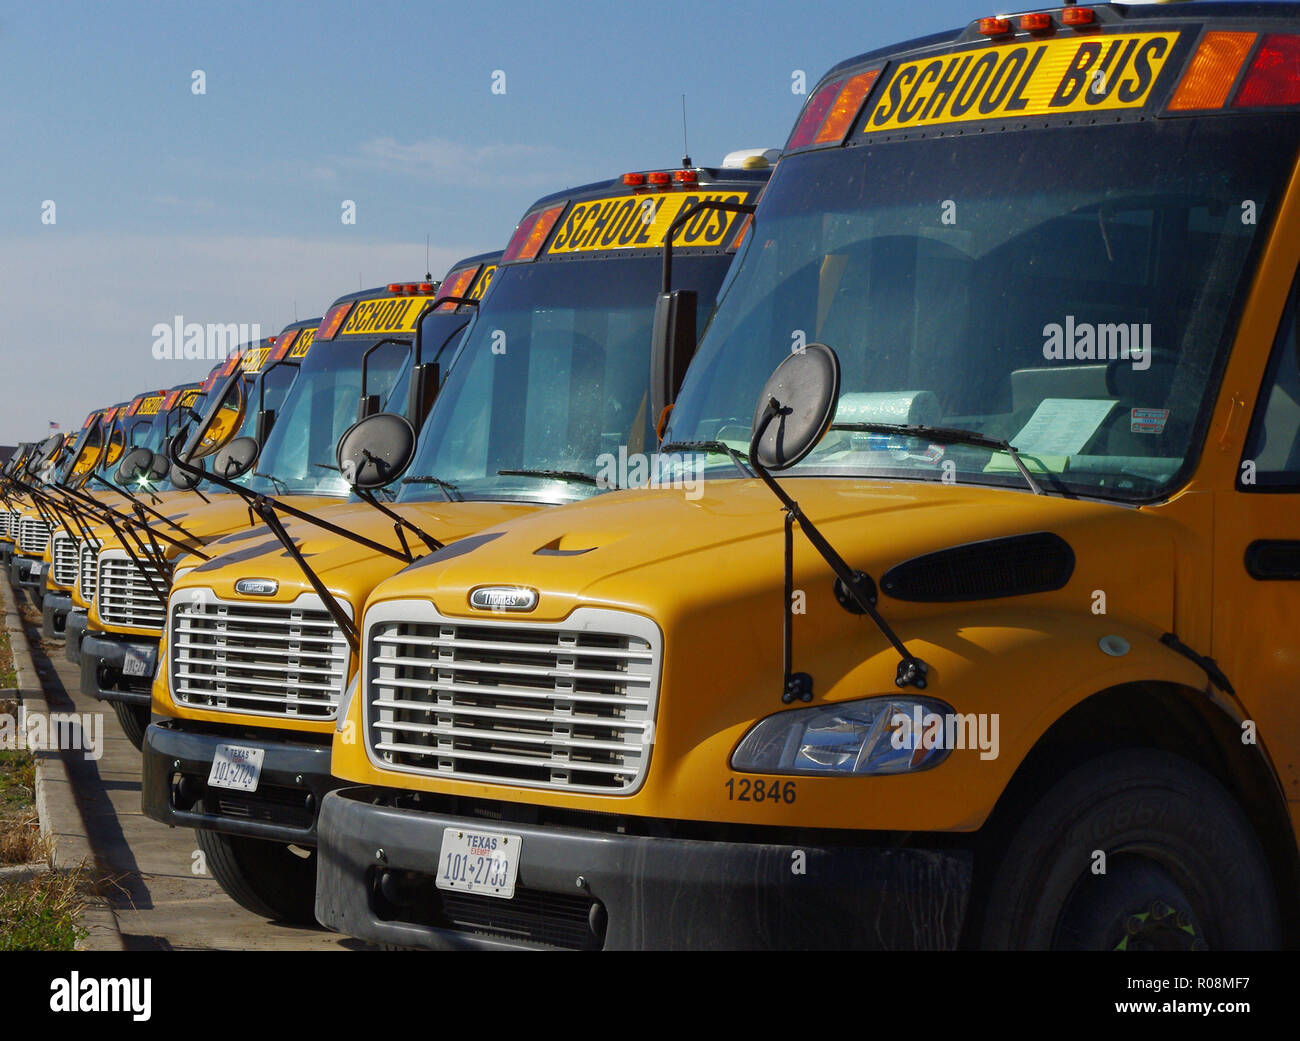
731 696 956 775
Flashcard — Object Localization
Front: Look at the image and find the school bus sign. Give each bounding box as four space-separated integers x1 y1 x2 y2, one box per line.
864 31 1178 133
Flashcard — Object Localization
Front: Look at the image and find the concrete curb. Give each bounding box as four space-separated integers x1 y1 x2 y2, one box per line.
3 575 125 951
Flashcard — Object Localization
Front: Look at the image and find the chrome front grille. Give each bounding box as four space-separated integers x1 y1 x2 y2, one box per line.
365 601 662 794
169 593 350 720
78 540 102 603
0 510 14 539
18 517 51 555
96 551 167 630
51 533 80 587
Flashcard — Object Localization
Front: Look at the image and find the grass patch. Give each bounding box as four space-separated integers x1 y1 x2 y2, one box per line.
0 703 44 866
0 629 15 689
0 869 88 950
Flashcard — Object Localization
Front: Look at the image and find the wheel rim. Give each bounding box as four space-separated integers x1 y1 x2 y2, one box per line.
1053 852 1209 951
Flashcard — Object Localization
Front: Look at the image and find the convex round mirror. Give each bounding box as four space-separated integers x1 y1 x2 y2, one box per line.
336 412 417 491
35 434 63 468
212 436 259 479
116 446 156 484
169 451 204 490
749 342 841 472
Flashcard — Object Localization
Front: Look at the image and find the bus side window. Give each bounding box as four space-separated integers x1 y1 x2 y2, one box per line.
1241 271 1300 487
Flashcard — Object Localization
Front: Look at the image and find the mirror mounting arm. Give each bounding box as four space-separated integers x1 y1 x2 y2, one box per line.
660 199 756 294
87 473 200 545
357 489 443 556
750 403 929 693
252 499 360 654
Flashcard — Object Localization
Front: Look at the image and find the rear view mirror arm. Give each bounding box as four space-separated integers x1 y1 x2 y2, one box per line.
660 199 756 294
749 402 929 693
252 499 359 654
357 489 443 556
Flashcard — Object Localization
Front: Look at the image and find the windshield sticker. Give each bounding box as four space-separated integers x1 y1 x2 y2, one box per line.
864 31 1178 134
546 191 750 255
1011 398 1117 458
1130 407 1170 435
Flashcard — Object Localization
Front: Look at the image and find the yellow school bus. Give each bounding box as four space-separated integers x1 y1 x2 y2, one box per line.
317 4 1300 949
40 383 208 640
144 159 775 925
73 328 319 747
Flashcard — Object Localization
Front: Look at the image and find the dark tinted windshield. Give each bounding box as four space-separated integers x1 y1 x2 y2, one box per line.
247 338 410 496
398 254 730 505
668 116 1300 501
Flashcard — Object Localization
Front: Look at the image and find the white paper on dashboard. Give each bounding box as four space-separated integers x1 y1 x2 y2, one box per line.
1011 398 1117 458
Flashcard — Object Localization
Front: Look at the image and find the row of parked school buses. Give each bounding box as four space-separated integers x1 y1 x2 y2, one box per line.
7 3 1300 949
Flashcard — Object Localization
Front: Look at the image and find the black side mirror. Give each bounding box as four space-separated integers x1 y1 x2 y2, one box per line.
170 453 204 490
212 436 259 479
116 446 156 484
649 290 698 432
255 409 276 446
749 343 841 471
336 412 417 490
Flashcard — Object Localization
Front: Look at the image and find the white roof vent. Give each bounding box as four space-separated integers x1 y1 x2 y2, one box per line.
721 148 782 170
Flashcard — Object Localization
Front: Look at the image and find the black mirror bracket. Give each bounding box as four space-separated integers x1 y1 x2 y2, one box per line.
749 405 929 698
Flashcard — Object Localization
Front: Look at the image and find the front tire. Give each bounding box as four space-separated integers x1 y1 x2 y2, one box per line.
111 701 150 750
981 749 1279 950
196 828 318 924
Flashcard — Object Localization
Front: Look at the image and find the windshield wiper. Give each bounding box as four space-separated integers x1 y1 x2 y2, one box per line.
253 471 289 494
401 474 462 502
498 468 598 486
661 440 753 479
829 422 1044 496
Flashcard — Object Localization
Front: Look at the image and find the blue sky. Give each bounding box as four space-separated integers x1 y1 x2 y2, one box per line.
0 0 985 442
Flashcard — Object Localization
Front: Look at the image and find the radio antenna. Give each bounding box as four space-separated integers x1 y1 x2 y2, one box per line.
681 95 692 168
425 234 432 281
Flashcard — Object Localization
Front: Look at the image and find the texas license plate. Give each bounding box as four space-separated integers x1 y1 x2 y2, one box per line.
208 744 264 792
436 827 521 900
122 646 153 677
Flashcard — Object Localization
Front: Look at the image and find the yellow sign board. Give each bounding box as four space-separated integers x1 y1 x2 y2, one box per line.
546 191 750 255
863 32 1178 134
287 326 315 359
468 264 497 301
340 297 436 336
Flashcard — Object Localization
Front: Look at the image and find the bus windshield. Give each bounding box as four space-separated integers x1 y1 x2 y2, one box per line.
397 254 730 506
247 338 410 497
667 116 1300 501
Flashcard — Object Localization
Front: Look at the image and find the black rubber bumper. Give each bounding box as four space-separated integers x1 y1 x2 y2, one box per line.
0 544 11 565
141 720 337 844
315 786 972 950
64 609 88 664
41 593 72 640
79 632 158 707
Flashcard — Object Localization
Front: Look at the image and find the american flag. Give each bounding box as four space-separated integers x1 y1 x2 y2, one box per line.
48 421 59 431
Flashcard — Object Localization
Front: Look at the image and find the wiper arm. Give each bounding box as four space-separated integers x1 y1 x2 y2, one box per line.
661 440 753 479
253 471 289 494
497 468 598 486
829 422 1044 496
401 474 462 503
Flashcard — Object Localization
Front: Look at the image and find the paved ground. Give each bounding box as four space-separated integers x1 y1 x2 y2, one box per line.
5 579 356 951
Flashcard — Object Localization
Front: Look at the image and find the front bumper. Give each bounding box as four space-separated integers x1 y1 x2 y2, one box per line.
141 720 336 844
41 593 72 639
64 609 88 664
79 632 158 706
315 787 972 950
11 555 42 591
